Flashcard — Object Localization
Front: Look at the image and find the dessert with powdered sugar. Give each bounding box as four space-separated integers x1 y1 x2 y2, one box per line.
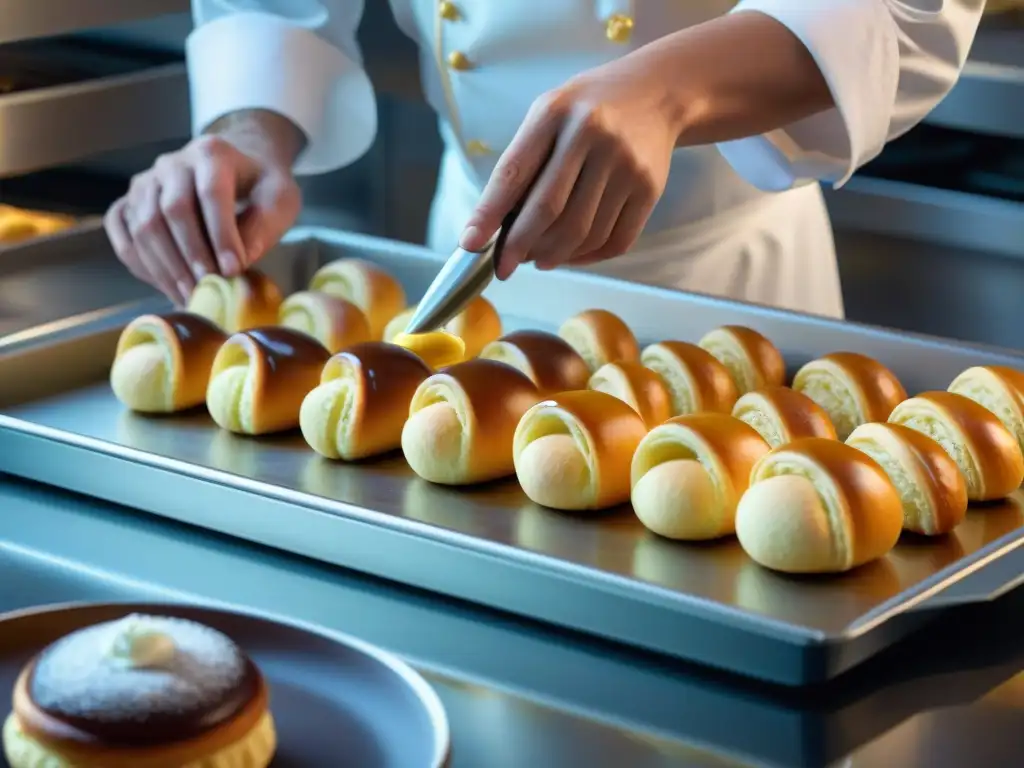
3 612 277 768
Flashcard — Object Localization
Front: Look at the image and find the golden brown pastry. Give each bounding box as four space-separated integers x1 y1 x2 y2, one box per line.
697 325 786 395
587 361 671 428
948 365 1024 460
0 205 75 243
847 422 968 535
736 437 904 573
731 385 837 447
206 327 330 435
277 291 370 353
639 341 738 416
631 414 770 540
110 312 228 414
557 309 640 372
300 342 432 461
402 359 539 484
480 330 591 395
513 390 647 510
792 352 907 440
186 271 282 332
391 330 466 370
3 613 275 768
309 258 406 339
888 391 1024 501
383 296 503 358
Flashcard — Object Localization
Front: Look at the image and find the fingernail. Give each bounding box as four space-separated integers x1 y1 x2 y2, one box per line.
176 280 192 302
219 251 240 274
191 263 208 281
459 226 481 249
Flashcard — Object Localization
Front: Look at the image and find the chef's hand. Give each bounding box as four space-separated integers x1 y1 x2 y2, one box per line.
104 110 304 305
459 59 681 280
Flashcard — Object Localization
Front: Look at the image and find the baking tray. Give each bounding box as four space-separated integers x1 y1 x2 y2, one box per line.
1 226 1022 687
4 477 1023 768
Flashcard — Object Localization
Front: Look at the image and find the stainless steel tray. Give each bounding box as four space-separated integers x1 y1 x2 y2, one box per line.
1 226 1022 687
3 477 1023 768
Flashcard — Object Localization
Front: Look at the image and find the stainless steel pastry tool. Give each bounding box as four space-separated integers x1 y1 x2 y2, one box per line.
403 226 504 335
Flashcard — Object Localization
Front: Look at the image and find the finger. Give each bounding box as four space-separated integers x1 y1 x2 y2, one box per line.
572 194 652 267
460 95 564 252
159 163 218 283
237 173 301 266
105 198 149 283
572 168 631 257
192 140 255 275
496 122 589 280
530 158 612 270
128 182 192 305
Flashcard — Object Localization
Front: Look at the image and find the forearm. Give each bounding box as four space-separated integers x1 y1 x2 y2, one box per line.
627 11 834 148
207 109 307 169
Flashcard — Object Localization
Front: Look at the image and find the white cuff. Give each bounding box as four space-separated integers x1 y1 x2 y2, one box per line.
719 0 900 191
186 12 377 175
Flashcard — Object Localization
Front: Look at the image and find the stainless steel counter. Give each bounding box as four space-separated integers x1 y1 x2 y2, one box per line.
0 476 1020 767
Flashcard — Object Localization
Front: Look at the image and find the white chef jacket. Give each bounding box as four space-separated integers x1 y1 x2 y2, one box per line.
186 0 982 319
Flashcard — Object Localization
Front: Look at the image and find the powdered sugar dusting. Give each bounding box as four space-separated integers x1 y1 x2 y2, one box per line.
32 614 246 722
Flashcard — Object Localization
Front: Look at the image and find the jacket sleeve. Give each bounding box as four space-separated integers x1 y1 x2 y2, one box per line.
716 0 983 191
186 1 377 175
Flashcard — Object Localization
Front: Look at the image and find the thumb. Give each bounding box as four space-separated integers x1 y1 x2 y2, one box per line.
237 173 301 266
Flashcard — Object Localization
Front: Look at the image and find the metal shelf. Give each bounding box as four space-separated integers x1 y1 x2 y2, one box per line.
0 1 189 46
0 62 188 178
825 176 1024 259
924 27 1024 140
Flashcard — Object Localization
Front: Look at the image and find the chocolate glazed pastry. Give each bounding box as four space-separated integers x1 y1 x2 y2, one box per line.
3 614 276 768
206 327 331 435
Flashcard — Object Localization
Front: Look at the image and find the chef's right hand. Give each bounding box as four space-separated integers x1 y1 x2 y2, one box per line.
104 129 301 306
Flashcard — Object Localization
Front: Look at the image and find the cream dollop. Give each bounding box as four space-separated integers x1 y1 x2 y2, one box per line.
106 614 178 670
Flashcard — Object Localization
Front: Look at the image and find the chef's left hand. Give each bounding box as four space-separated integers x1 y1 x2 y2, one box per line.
459 58 681 280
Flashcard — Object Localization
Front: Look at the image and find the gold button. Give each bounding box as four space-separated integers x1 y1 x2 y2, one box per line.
605 14 634 44
438 1 460 21
466 139 492 156
447 51 472 71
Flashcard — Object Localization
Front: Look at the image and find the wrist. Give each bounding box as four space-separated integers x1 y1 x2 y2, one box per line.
206 109 306 171
616 43 704 147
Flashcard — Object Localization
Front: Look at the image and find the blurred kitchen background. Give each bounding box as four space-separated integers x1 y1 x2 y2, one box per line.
1 2 1022 347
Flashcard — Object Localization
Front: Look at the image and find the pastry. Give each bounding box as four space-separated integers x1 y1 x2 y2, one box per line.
391 330 467 370
2 613 275 768
513 390 647 510
0 205 75 244
557 309 640 372
587 361 672 428
639 341 738 416
206 327 330 435
110 312 227 413
736 437 904 573
383 296 503 358
300 341 432 461
792 352 907 440
309 258 406 339
277 291 371 353
948 365 1024 459
888 391 1024 501
631 413 770 540
731 385 837 447
186 271 282 332
698 325 786 395
480 330 591 395
847 422 968 535
402 359 539 484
